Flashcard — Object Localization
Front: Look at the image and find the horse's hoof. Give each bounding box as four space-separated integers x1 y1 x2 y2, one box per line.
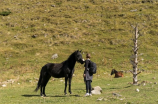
41 94 46 97
40 93 43 96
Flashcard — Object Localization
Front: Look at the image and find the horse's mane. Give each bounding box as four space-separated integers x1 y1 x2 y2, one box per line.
114 69 118 73
61 51 76 65
67 51 76 61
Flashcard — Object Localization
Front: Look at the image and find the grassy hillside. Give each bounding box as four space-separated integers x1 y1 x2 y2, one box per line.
0 0 158 82
1 72 158 104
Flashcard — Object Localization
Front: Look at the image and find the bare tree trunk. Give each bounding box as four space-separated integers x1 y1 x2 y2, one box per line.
133 25 138 85
130 24 141 85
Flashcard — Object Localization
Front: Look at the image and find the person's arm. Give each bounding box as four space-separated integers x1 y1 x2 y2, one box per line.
85 60 89 71
84 60 88 76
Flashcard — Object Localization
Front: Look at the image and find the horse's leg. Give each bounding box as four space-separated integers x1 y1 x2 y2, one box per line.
68 77 72 94
40 72 51 97
69 69 74 94
42 75 51 97
64 77 68 95
40 85 43 96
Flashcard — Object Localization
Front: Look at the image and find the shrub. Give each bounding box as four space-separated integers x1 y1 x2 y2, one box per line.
0 11 11 16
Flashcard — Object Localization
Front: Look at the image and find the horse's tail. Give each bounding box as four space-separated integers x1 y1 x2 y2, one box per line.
34 68 43 92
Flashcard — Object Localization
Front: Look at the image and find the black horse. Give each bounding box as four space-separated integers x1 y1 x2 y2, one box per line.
34 50 84 97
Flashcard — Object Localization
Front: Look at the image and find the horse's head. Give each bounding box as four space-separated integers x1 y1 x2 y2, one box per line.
111 69 116 75
75 50 84 64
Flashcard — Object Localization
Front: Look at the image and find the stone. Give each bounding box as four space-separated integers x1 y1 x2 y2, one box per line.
51 54 58 59
92 86 102 93
91 86 102 95
136 88 139 92
2 84 6 87
91 90 101 95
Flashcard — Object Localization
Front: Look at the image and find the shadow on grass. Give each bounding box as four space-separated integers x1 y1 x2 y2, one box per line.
124 85 132 88
22 95 40 97
49 94 81 97
108 85 132 90
109 87 121 89
22 94 80 97
73 88 85 90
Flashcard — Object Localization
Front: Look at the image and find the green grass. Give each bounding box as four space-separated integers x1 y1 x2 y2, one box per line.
1 72 158 104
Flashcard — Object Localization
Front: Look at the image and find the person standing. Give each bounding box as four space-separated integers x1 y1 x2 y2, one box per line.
83 53 93 96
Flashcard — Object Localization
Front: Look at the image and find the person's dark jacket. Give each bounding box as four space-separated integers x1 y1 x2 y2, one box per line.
84 59 93 81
